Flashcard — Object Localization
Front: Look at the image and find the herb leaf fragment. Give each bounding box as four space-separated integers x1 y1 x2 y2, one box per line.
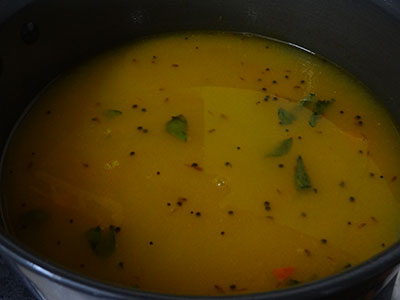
278 108 296 125
85 225 118 258
267 138 293 157
309 99 335 127
166 115 188 142
104 109 123 118
299 93 316 107
295 156 312 190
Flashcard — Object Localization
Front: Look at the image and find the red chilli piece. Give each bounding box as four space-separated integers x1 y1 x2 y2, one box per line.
272 267 295 281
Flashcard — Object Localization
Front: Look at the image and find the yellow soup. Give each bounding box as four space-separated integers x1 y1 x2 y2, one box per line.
2 32 400 296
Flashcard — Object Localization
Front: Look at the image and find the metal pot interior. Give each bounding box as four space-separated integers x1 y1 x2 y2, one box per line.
1 1 400 299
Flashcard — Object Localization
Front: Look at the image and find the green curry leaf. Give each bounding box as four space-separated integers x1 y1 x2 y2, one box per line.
104 109 123 118
295 156 312 190
267 138 293 157
299 93 316 107
278 108 296 125
85 225 117 258
166 115 188 142
309 99 335 127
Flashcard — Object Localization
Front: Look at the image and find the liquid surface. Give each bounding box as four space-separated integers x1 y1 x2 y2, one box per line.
2 32 400 296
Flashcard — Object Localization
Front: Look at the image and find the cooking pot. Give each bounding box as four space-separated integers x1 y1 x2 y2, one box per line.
1 0 400 299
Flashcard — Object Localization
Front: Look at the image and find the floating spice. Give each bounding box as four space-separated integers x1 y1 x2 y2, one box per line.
166 115 188 142
85 225 118 258
177 197 187 206
295 156 311 190
309 99 335 127
267 138 293 157
214 285 224 293
264 201 271 211
272 267 295 281
189 162 203 171
104 109 123 118
278 108 296 125
299 93 316 107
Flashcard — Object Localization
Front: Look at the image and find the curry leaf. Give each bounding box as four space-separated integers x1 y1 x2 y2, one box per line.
267 138 293 157
104 109 123 118
295 156 311 190
278 108 296 125
85 225 117 258
299 93 316 107
309 99 335 127
86 226 102 248
166 115 187 142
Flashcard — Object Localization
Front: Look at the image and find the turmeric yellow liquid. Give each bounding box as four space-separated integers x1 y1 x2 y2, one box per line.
2 32 400 295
